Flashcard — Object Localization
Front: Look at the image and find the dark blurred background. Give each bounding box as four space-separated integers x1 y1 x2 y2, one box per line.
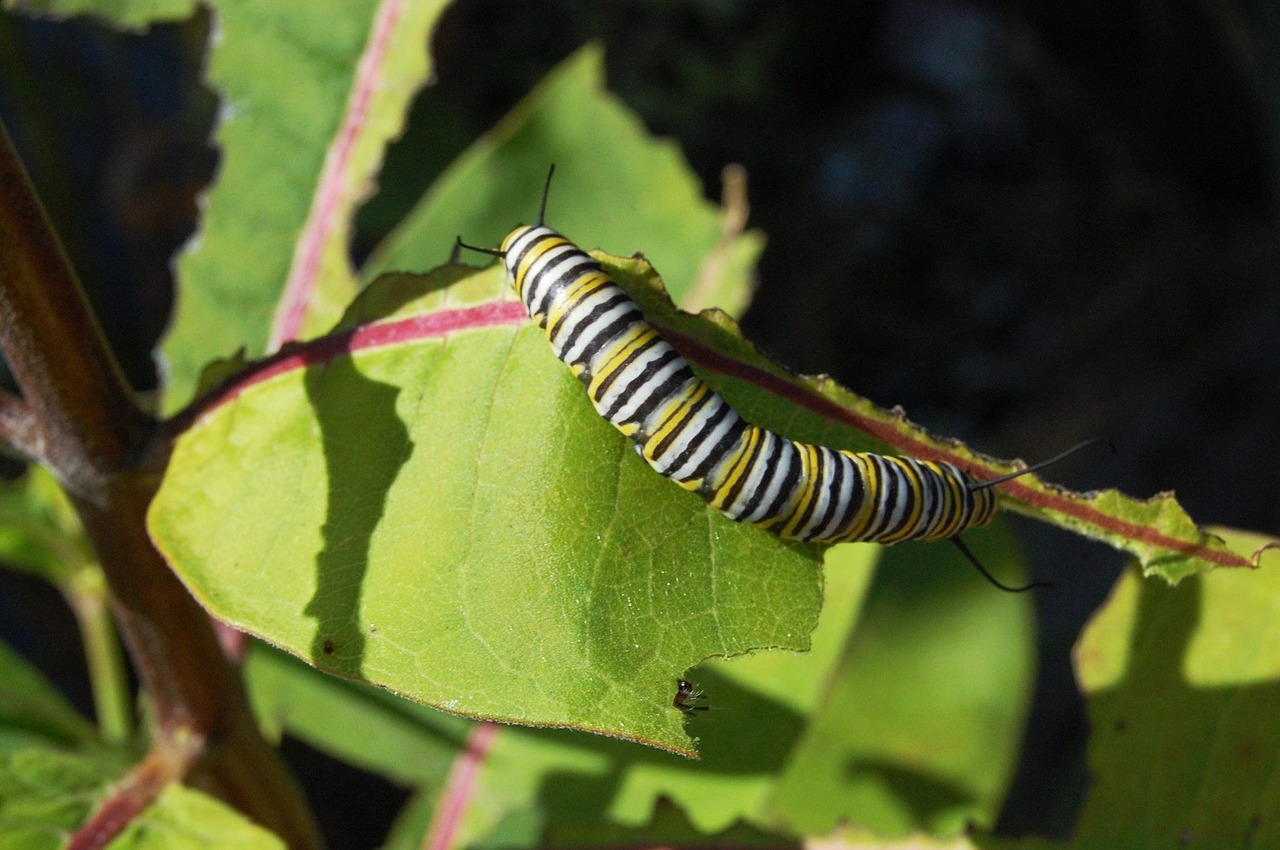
1 0 1277 844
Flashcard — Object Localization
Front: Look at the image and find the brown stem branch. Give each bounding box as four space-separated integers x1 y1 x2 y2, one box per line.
0 388 45 462
68 728 205 850
0 121 152 496
73 477 321 848
0 120 321 847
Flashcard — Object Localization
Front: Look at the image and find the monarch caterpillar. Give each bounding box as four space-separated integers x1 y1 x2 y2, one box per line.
459 167 1100 592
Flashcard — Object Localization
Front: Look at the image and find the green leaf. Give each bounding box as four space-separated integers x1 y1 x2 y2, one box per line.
0 465 93 587
1070 529 1280 848
0 748 284 850
541 799 796 849
599 543 879 835
0 748 108 850
379 787 438 850
0 466 133 745
109 783 286 850
441 545 872 848
364 44 760 313
151 259 821 756
1002 486 1245 585
162 0 450 410
451 534 1032 847
0 640 98 754
244 641 467 786
763 525 1033 838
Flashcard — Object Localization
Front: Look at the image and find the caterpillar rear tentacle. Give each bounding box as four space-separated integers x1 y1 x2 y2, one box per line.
457 168 1102 593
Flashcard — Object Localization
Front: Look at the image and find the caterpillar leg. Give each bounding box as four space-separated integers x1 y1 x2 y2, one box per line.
949 536 1051 593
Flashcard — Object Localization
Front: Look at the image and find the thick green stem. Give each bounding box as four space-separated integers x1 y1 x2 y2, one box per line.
66 572 132 746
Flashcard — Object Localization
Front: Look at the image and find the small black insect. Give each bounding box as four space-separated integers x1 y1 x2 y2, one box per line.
673 678 710 715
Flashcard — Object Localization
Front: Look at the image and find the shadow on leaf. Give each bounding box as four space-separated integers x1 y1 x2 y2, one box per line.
842 757 978 824
978 552 1280 847
302 353 411 675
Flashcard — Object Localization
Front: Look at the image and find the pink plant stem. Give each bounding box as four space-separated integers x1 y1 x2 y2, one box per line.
423 721 501 850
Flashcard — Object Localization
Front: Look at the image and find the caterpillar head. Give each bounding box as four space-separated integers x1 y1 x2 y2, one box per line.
497 224 571 301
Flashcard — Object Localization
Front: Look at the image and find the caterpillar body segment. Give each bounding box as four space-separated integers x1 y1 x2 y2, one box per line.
498 223 999 546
